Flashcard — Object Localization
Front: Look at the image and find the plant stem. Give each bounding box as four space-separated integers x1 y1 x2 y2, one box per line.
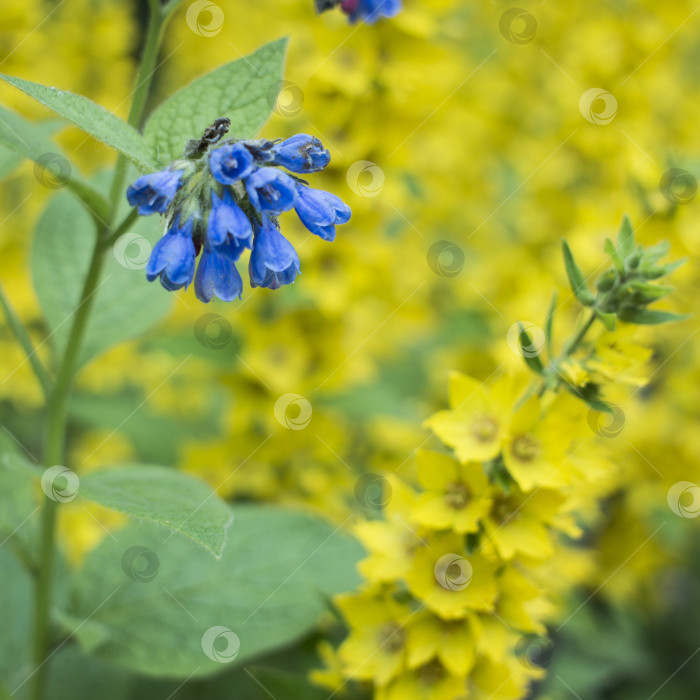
0 281 52 397
560 309 596 358
30 3 169 697
30 235 107 699
539 309 597 396
107 1 173 218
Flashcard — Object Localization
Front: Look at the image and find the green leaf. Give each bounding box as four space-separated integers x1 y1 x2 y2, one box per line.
144 38 287 165
31 192 171 366
0 74 155 170
46 646 133 700
0 433 40 563
0 548 32 693
562 240 595 306
1 454 233 557
641 240 670 265
618 307 691 325
604 238 624 273
617 214 635 258
78 465 233 558
544 290 557 357
517 322 544 375
628 281 674 302
68 505 363 678
0 105 110 218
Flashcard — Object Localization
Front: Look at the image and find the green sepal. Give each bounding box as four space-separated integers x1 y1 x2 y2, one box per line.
562 240 595 306
617 214 635 258
627 280 674 303
544 290 557 358
517 322 545 375
604 238 625 273
618 307 691 325
595 309 616 331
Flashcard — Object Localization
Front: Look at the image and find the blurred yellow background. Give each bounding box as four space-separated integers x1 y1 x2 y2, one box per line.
1 1 699 697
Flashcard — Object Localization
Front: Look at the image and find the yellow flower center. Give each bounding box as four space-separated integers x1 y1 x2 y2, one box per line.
491 496 516 524
511 433 539 462
378 622 405 653
471 414 499 443
416 660 446 685
444 481 471 509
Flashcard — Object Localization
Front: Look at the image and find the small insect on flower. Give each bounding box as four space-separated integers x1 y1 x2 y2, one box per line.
313 0 402 24
126 119 351 303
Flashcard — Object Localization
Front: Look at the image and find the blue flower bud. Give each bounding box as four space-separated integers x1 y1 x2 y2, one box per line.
208 189 253 249
146 216 196 291
249 217 300 289
295 185 351 241
270 134 330 173
341 0 402 24
194 241 244 302
126 169 183 215
209 142 255 184
246 168 298 215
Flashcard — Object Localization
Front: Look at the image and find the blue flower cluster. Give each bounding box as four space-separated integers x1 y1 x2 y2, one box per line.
126 132 351 303
315 0 401 24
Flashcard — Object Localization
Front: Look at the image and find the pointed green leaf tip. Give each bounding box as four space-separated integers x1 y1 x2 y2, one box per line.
617 214 635 258
517 322 544 375
618 308 691 325
0 73 155 170
561 240 595 306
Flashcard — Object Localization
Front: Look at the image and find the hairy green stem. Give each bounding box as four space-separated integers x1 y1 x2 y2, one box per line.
0 281 52 397
29 4 169 697
539 308 597 397
107 1 173 218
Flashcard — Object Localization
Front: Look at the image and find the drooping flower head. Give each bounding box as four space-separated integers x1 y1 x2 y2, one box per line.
125 119 351 303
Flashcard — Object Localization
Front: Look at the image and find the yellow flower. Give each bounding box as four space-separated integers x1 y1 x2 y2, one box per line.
376 659 467 700
586 328 653 387
310 640 346 692
336 590 414 686
411 451 492 533
424 373 519 463
494 566 547 635
480 488 565 561
502 395 573 491
355 475 421 583
468 657 534 700
405 533 499 619
405 610 480 676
